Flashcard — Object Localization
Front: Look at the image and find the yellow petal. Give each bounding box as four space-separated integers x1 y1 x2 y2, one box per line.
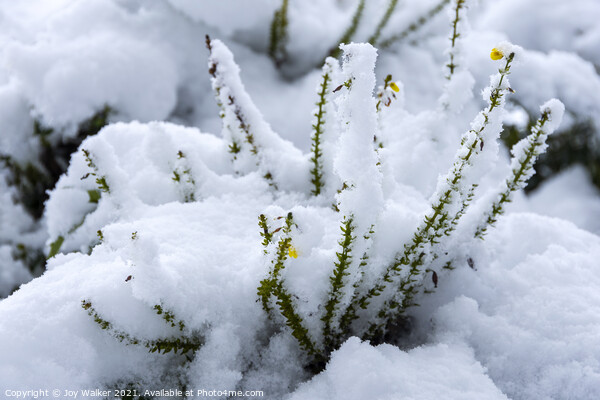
389 82 400 93
288 246 298 259
490 48 504 61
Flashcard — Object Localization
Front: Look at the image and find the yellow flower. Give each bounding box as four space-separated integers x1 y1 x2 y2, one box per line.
490 48 504 61
288 246 298 259
389 82 400 93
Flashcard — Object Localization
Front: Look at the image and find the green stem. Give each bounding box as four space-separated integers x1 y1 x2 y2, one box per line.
310 66 332 196
322 217 355 351
379 0 450 49
446 0 466 78
327 0 365 60
368 0 399 46
269 0 290 67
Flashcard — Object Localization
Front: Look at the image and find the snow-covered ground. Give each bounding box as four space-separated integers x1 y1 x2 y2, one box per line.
1 1 599 399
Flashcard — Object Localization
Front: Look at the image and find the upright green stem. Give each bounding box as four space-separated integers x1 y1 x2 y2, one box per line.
446 0 466 78
368 0 399 46
310 64 332 196
269 0 290 67
322 217 355 352
327 0 365 60
379 0 450 49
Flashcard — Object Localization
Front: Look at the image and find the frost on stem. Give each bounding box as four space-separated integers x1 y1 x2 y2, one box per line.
439 0 476 113
257 213 294 313
475 99 565 238
333 43 383 231
446 0 469 78
153 304 186 332
82 300 202 356
321 216 355 352
354 44 521 339
82 149 109 194
172 151 196 203
379 0 451 49
206 36 308 192
48 148 109 259
323 43 383 346
258 214 274 255
206 36 309 190
367 0 399 47
310 59 336 196
327 0 365 60
206 35 260 172
269 0 289 67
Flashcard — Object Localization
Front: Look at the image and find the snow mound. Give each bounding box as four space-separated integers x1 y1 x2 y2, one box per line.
427 213 600 400
291 337 508 400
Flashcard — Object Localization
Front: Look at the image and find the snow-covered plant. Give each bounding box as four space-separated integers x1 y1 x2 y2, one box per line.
14 11 567 391
48 32 563 377
258 212 322 362
439 0 475 113
476 99 566 238
205 35 307 191
321 43 384 355
172 151 197 203
82 300 203 356
445 0 469 79
350 43 521 341
0 108 111 284
309 59 337 196
229 39 564 365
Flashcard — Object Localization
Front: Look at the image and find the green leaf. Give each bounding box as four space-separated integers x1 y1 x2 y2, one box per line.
47 236 64 259
87 189 101 204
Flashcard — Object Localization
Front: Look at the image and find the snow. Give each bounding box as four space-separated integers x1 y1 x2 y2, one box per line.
428 213 600 399
333 43 383 233
290 338 509 400
0 0 598 399
519 166 600 235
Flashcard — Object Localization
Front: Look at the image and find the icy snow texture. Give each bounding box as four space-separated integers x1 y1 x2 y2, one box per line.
333 43 383 234
290 337 508 400
520 166 600 235
430 214 600 400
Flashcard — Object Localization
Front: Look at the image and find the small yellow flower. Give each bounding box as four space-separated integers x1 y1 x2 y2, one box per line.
389 82 400 93
490 48 504 61
288 246 298 259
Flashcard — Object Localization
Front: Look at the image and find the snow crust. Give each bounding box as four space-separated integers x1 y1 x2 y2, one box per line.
290 338 509 400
